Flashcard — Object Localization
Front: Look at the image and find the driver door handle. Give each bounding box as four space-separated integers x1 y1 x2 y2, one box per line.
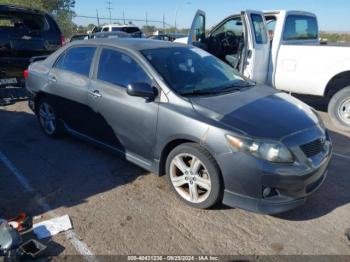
89 90 102 98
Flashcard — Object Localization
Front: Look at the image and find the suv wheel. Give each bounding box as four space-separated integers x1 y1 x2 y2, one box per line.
37 99 62 137
166 143 223 209
328 86 350 131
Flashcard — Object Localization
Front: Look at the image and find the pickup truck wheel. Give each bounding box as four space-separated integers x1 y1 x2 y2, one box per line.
37 99 63 138
166 143 223 209
328 86 350 131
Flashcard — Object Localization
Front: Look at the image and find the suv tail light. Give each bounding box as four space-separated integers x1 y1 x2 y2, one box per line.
60 34 66 46
23 69 29 79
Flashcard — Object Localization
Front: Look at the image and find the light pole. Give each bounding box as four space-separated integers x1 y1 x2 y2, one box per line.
174 1 191 33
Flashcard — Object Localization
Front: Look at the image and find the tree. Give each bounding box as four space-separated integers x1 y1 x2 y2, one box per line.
0 0 44 10
42 0 75 13
142 25 156 35
42 0 76 38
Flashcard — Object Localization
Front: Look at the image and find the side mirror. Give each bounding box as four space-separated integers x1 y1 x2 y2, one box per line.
127 82 157 98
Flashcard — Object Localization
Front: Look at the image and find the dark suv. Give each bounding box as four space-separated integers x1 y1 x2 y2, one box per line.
0 4 63 88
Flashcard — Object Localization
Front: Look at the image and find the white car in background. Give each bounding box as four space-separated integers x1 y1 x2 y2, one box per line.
177 10 350 131
101 24 143 38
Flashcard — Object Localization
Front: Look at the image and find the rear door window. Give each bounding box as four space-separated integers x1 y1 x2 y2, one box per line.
55 47 96 77
283 15 318 40
97 48 151 87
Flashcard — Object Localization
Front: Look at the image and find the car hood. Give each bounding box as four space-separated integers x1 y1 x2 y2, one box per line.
190 85 319 140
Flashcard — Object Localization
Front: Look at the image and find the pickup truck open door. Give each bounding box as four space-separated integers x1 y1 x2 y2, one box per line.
187 9 206 48
242 10 270 83
187 10 270 84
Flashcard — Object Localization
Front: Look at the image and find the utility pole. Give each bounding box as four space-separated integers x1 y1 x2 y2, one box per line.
145 12 148 25
123 9 126 24
174 1 191 33
106 0 113 24
163 13 165 30
96 9 100 26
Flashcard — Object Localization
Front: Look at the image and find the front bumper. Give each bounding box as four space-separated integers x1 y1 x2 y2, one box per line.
217 126 332 214
222 164 329 214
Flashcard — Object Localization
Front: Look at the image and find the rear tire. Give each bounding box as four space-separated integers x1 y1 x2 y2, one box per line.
328 86 350 131
36 98 63 138
166 143 223 209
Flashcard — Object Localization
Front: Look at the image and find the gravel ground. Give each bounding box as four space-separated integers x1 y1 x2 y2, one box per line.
0 100 349 258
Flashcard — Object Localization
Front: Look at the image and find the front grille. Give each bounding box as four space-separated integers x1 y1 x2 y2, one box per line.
300 138 324 158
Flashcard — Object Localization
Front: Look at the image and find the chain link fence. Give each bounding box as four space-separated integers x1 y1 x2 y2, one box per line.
73 14 181 35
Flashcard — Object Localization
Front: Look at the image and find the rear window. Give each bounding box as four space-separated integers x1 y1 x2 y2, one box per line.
0 11 49 31
112 27 140 33
55 47 96 77
283 15 318 41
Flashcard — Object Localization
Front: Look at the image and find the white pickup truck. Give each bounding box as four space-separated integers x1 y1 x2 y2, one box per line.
176 10 350 131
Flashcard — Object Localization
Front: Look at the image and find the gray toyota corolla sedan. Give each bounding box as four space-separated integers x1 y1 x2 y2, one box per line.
25 39 332 214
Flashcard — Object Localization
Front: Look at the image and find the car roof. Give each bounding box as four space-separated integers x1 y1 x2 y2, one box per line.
94 31 128 35
72 38 187 51
263 10 316 17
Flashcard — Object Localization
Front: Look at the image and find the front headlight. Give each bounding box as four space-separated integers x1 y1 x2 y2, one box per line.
226 135 294 163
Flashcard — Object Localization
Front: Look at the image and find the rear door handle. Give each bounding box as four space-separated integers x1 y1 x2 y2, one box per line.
48 76 57 83
89 90 102 98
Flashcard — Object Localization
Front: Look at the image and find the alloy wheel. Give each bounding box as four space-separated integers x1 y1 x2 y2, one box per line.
169 153 211 203
39 102 56 135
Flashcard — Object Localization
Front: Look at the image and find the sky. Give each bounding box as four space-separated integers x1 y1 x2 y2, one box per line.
73 0 350 32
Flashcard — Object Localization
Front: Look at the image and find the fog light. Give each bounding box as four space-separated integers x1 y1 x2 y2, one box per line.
263 187 272 198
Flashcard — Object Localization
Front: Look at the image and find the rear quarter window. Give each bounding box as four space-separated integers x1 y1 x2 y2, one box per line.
283 15 318 41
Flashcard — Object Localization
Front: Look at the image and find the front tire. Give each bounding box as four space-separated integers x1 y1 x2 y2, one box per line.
166 143 223 209
328 86 350 131
36 98 63 138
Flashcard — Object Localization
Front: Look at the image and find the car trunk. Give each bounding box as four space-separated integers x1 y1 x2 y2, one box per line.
0 10 61 87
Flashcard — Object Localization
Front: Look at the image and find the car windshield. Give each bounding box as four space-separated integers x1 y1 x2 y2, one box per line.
141 47 253 95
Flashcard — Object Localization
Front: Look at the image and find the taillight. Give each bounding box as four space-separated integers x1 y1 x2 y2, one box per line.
23 69 29 79
61 34 66 46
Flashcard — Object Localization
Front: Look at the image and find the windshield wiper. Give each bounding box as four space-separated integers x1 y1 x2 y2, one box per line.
214 81 254 92
180 81 255 96
222 81 255 89
180 89 221 96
